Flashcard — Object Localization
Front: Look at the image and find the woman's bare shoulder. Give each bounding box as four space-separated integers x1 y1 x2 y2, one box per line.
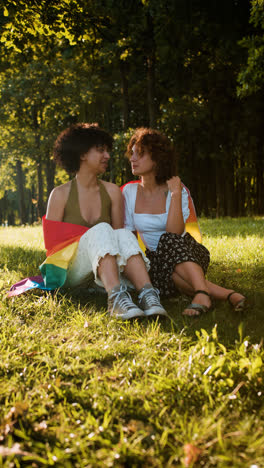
46 181 72 221
101 180 122 198
50 181 71 201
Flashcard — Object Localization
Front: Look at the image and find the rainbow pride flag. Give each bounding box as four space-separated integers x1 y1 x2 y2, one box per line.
121 180 202 252
7 217 89 297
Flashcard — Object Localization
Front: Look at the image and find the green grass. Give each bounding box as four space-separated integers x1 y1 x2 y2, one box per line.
0 218 264 467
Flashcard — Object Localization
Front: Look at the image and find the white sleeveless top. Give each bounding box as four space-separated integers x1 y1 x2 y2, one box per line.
123 183 190 251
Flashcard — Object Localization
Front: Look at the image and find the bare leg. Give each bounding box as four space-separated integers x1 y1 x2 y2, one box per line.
173 270 245 301
172 264 245 315
173 262 211 315
101 253 166 319
204 280 245 304
123 255 167 317
173 272 244 301
97 253 153 292
97 254 120 292
172 271 194 295
123 254 152 290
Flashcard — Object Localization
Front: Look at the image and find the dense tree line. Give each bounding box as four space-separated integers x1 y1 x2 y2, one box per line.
0 0 263 225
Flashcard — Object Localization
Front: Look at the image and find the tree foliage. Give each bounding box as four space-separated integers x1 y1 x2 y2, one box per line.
0 0 263 224
237 0 264 96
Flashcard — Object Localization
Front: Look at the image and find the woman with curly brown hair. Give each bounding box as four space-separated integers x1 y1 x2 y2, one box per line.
123 128 246 316
46 123 167 320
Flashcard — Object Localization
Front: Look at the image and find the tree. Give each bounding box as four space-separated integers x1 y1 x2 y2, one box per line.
0 0 263 221
237 0 264 96
237 0 264 214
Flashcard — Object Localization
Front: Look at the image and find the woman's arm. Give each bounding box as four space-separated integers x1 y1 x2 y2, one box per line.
122 184 137 236
46 185 69 222
105 183 124 229
166 176 185 235
123 184 137 232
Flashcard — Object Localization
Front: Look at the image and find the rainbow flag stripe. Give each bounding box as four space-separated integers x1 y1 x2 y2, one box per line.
7 217 89 297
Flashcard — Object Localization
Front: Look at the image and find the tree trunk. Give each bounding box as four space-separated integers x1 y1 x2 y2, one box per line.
120 60 130 130
256 146 264 214
146 13 156 127
147 53 156 127
30 184 37 224
37 159 45 219
16 160 27 224
32 106 45 219
208 158 216 217
225 158 234 216
46 156 56 201
237 155 246 216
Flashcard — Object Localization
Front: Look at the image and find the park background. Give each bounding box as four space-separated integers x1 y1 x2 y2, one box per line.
0 0 264 224
1 2 264 467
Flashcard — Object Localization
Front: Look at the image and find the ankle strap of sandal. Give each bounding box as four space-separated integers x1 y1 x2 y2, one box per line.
194 290 210 297
227 291 236 303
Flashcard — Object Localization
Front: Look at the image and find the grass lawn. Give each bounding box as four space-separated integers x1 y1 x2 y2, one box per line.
0 218 264 467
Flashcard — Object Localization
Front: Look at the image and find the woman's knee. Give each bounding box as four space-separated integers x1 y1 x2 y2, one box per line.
115 228 138 245
115 229 150 269
78 223 118 258
85 222 115 243
91 222 114 235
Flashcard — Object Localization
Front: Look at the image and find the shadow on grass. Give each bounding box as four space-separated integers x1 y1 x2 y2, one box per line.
162 288 264 345
65 286 108 311
200 217 264 238
60 286 264 347
2 243 264 347
6 282 264 348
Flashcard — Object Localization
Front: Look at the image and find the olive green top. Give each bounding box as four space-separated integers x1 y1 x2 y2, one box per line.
63 178 112 227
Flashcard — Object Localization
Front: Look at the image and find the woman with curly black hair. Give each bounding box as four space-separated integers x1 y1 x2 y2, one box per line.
46 123 167 320
123 128 246 316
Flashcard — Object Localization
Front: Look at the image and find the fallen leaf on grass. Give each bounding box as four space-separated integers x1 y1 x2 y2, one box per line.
183 443 202 467
5 401 29 420
0 421 15 441
21 351 38 357
0 401 29 441
0 442 31 456
126 419 146 433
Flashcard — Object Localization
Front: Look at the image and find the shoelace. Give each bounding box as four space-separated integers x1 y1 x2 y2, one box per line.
109 285 136 312
138 287 160 306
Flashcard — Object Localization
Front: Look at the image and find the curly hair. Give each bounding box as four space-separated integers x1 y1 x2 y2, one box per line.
126 128 177 184
53 123 113 174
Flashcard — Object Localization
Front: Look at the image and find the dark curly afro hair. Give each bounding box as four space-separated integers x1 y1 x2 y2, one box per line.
53 123 113 174
126 128 177 184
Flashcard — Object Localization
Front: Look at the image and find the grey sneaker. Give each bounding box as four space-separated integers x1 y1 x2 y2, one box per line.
138 283 168 318
108 285 145 320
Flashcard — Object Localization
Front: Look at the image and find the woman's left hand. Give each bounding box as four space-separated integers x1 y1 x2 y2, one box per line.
166 176 185 234
167 176 181 196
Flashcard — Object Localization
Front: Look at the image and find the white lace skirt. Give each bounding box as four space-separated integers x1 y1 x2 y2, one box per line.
64 222 150 288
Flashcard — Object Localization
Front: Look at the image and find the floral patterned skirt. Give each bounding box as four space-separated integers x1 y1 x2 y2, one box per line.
145 232 210 297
